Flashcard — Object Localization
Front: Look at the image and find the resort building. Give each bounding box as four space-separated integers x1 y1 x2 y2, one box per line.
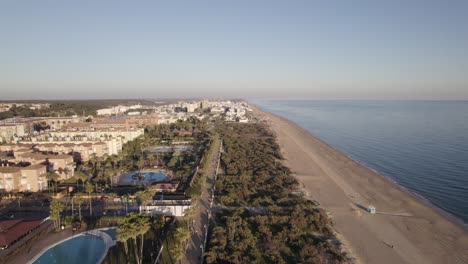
96 104 143 116
19 164 48 192
47 154 75 179
15 134 121 161
139 195 191 217
13 152 50 165
1 116 81 131
182 102 199 112
0 116 82 143
49 128 144 144
0 166 20 192
157 116 180 125
31 142 109 162
13 152 74 180
0 124 27 143
210 107 226 114
0 164 47 192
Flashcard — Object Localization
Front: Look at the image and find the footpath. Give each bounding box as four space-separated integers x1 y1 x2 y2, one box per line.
181 137 221 264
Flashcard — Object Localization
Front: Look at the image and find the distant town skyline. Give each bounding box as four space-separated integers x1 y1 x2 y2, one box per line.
1 1 468 100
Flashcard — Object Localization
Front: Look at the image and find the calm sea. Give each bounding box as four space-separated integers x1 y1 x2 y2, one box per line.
252 100 468 224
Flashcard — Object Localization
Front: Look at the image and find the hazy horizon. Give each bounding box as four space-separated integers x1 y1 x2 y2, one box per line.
1 97 468 102
1 1 468 100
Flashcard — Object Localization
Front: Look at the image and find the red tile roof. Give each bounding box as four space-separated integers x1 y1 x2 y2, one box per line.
0 219 43 247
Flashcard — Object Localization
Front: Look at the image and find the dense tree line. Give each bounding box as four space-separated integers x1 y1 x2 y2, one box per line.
145 117 210 140
0 99 155 120
215 123 296 206
205 123 350 264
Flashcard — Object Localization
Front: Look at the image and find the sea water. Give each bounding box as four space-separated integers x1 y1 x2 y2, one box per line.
253 100 468 224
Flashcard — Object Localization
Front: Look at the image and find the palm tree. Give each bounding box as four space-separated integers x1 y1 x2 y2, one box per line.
116 218 131 263
183 207 195 229
151 216 164 232
74 192 83 221
74 171 88 189
89 154 98 169
108 192 117 206
136 214 151 264
147 154 155 167
136 190 154 207
136 157 145 177
175 226 190 248
109 155 117 169
85 182 93 216
99 155 110 180
117 213 150 264
46 172 60 196
49 198 63 230
88 154 99 178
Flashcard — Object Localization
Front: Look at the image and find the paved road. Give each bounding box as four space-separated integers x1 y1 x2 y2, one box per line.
181 137 221 264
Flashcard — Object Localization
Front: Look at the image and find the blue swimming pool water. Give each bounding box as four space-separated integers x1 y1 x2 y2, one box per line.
118 171 168 185
100 228 117 240
33 234 105 264
145 145 193 153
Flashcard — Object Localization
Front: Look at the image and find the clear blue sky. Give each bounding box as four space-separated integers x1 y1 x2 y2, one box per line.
1 0 467 100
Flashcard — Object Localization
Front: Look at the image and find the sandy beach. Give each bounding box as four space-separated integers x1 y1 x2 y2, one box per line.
253 106 468 264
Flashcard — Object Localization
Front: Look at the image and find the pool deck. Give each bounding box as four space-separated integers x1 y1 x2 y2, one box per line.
3 227 73 264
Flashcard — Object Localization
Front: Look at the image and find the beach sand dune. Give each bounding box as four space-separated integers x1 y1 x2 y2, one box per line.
254 107 468 264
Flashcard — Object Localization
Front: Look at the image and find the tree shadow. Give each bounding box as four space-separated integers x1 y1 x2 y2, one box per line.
354 203 368 212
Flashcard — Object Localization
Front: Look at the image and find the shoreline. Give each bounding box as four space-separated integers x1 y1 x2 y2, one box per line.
252 104 468 264
255 105 468 230
320 138 468 230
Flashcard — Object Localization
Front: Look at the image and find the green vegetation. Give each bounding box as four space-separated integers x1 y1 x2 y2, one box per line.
49 199 63 230
185 135 219 201
73 192 84 221
0 99 156 120
135 189 154 206
71 118 212 194
158 220 190 264
215 123 295 207
145 116 210 140
116 213 151 264
103 215 165 264
205 123 349 264
87 119 213 262
85 182 94 216
46 172 60 196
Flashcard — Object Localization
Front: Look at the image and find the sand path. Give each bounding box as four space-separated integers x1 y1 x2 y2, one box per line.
254 107 468 264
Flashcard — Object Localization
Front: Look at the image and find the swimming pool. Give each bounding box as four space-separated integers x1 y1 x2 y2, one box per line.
32 234 105 264
100 228 117 240
117 171 169 185
30 228 117 264
145 145 193 153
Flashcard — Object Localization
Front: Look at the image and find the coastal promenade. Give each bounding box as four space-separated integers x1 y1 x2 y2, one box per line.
181 137 221 264
254 106 468 264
